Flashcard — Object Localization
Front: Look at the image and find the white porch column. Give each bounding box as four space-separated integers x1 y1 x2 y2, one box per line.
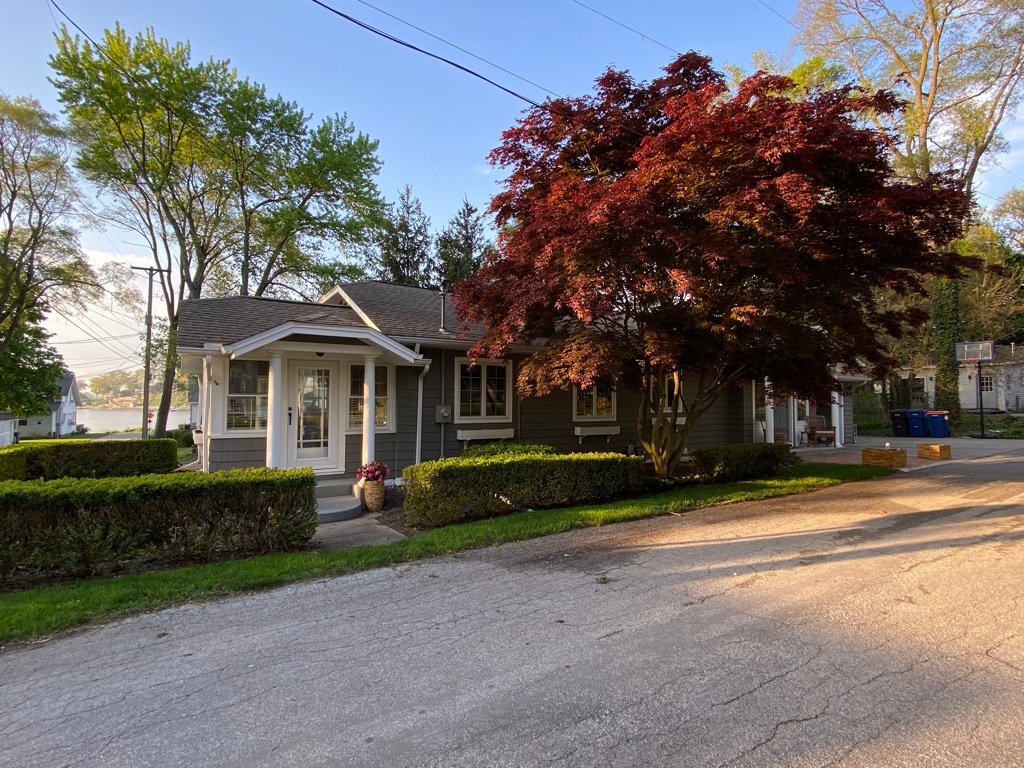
266 351 284 468
764 381 775 443
362 355 376 466
831 390 843 447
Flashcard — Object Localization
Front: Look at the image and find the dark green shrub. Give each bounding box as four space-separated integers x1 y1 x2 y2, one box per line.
0 468 317 578
689 443 791 484
0 439 177 481
460 441 556 458
403 452 644 528
166 429 195 448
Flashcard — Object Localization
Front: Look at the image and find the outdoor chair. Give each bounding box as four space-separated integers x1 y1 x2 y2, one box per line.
806 414 836 446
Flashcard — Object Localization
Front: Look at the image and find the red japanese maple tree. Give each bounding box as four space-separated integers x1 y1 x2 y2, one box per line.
455 53 971 477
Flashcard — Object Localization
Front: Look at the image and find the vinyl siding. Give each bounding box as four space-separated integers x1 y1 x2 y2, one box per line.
208 437 266 472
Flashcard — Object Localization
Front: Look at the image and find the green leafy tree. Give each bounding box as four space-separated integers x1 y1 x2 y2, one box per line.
794 0 1024 199
87 368 141 402
51 25 233 436
994 188 1024 256
51 24 384 433
0 314 66 416
0 95 99 413
435 199 491 289
215 79 383 299
364 186 434 287
792 0 1024 422
956 223 1024 344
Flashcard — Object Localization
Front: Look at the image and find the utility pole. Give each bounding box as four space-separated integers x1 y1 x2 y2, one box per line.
131 266 167 438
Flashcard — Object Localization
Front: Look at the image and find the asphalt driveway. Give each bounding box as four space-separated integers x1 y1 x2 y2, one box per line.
3 447 1024 767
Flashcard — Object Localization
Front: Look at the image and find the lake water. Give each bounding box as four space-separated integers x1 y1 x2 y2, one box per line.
76 408 191 434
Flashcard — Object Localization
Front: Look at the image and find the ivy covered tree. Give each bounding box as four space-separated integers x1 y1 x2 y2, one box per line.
456 53 971 477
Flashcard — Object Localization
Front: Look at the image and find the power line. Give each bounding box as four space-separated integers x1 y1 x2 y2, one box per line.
992 160 1024 186
308 0 647 148
569 0 681 55
57 333 139 345
352 0 560 99
309 0 549 110
52 308 140 359
754 0 797 28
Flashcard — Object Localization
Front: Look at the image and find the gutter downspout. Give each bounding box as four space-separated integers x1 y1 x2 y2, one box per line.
414 344 431 465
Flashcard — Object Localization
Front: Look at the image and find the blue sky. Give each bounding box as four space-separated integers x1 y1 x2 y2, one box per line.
3 0 1023 378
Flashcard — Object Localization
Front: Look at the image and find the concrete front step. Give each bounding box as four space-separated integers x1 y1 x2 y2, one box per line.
315 474 355 500
317 493 362 523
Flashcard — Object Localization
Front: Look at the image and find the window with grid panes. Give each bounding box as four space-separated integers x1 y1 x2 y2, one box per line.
348 364 389 429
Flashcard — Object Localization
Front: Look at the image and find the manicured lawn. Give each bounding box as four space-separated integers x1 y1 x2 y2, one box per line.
0 463 891 644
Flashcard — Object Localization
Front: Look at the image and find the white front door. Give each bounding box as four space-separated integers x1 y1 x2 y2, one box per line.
288 362 342 471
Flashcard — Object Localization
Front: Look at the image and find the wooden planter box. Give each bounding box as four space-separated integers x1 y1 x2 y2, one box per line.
862 448 907 468
917 444 952 460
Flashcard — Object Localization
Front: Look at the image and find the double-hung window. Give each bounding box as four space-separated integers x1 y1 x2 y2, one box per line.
348 364 391 430
574 382 616 420
227 360 269 430
456 358 512 422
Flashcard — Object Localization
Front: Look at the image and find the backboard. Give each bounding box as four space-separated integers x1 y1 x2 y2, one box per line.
956 341 994 363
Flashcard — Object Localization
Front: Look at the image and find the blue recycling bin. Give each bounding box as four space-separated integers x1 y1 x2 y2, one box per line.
926 410 950 438
906 409 927 438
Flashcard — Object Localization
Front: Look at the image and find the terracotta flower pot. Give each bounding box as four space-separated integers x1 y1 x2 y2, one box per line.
362 479 385 513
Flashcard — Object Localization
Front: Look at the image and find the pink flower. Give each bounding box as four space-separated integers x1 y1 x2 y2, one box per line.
356 460 390 482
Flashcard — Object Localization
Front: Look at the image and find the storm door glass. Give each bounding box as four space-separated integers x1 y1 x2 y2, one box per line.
296 367 330 460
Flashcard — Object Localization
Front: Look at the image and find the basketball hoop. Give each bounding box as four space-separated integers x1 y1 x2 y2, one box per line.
961 358 979 366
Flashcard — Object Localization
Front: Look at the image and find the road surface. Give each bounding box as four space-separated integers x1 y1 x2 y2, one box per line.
2 450 1024 767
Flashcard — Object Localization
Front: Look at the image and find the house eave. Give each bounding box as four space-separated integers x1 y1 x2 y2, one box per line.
218 322 422 363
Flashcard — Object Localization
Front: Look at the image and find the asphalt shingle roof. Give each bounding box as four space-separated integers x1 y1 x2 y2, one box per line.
339 282 477 341
176 295 370 349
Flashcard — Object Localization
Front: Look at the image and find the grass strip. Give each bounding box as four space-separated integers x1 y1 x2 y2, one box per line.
0 463 891 644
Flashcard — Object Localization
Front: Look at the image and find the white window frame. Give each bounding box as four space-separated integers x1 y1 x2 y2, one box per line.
573 382 617 421
454 357 513 424
345 362 396 434
226 359 269 433
980 374 994 393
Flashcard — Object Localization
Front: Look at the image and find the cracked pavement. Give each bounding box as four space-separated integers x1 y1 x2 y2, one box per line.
3 449 1024 767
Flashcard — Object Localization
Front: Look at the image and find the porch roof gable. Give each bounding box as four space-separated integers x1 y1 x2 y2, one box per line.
177 295 422 363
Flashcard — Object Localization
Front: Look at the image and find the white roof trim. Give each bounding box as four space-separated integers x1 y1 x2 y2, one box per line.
220 322 422 363
317 285 379 332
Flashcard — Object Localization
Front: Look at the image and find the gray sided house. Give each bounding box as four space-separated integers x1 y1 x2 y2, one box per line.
177 282 851 514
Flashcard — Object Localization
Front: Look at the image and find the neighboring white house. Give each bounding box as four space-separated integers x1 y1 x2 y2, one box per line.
909 344 1024 412
0 415 15 447
15 374 83 438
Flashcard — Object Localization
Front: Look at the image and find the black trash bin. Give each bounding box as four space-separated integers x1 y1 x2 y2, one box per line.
907 409 927 438
889 409 909 437
926 410 950 438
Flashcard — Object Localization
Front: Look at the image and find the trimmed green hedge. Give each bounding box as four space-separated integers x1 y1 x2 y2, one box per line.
0 468 317 579
461 441 556 458
166 429 195 448
689 443 792 484
0 439 178 481
403 452 645 528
